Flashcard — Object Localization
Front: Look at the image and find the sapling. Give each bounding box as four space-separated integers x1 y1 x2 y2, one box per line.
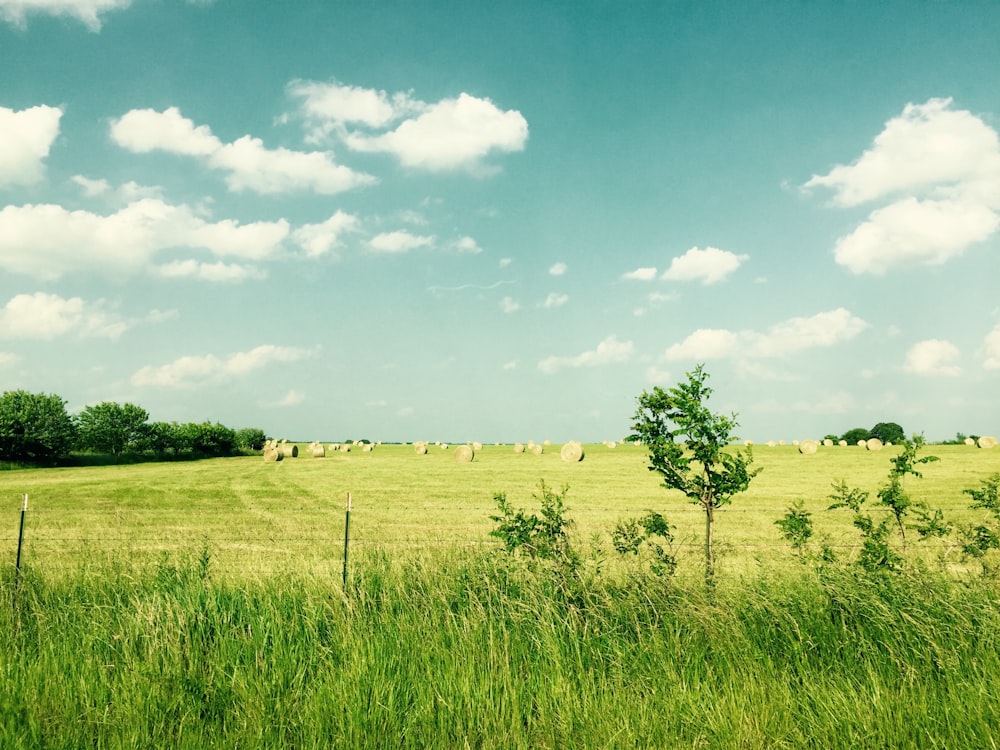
630 365 759 587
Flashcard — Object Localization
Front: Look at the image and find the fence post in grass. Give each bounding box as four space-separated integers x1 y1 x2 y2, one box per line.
342 491 352 589
14 493 27 596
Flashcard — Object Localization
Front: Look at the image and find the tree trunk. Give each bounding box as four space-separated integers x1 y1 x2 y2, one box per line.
704 502 715 588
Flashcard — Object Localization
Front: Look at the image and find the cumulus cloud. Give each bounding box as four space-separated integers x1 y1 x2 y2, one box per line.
538 335 633 374
287 79 421 136
131 344 311 387
0 351 20 367
540 292 568 309
155 260 266 282
664 308 867 361
110 107 374 195
341 92 528 172
292 210 359 258
549 262 567 276
0 292 127 339
452 236 483 254
0 0 131 30
983 324 1000 370
805 98 1000 275
0 105 61 188
903 339 961 376
275 389 304 407
499 296 520 314
662 246 748 284
369 230 433 253
0 199 289 280
622 267 657 281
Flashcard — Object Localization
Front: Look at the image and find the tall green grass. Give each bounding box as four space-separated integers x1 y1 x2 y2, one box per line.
2 547 999 748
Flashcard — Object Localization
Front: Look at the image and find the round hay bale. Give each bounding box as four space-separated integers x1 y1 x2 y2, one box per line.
779 440 786 446
279 443 298 458
454 444 474 463
311 445 325 458
866 438 884 451
767 440 776 447
743 440 753 447
531 443 544 455
965 437 975 446
798 440 818 455
362 443 374 452
514 443 525 454
823 439 834 447
414 442 427 455
472 441 483 451
560 441 585 463
340 444 351 453
839 440 848 447
607 441 616 449
978 436 998 449
263 446 282 462
543 439 552 446
857 439 867 447
792 440 799 446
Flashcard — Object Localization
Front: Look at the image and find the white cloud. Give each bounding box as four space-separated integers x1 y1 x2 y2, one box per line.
452 236 483 254
292 211 359 258
155 260 266 282
110 107 375 195
904 339 961 376
498 257 512 268
549 262 567 276
538 335 633 374
804 98 1000 206
664 308 867 361
287 79 421 137
622 267 657 281
983 324 1000 370
540 292 568 309
0 105 61 188
276 389 304 407
662 246 748 284
832 197 999 275
0 0 131 30
343 92 528 172
634 291 677 316
0 199 289 280
369 230 433 253
499 296 520 314
71 175 110 197
0 292 127 340
805 98 1000 275
132 344 311 387
0 352 20 367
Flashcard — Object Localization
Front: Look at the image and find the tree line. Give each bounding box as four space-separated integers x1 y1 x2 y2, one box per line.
0 390 268 465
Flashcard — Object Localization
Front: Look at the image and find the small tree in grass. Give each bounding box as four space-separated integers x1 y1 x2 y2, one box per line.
630 364 760 587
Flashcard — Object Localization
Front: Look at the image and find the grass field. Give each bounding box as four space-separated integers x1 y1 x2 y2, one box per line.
3 441 999 578
3 443 1000 748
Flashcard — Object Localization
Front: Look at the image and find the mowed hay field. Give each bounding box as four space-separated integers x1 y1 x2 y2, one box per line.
3 442 999 578
4 443 1000 748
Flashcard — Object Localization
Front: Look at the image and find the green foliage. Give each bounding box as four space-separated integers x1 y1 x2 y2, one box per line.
840 427 870 444
0 390 76 464
612 511 677 577
76 401 150 456
774 500 813 559
960 474 1000 571
631 364 759 585
869 421 905 445
876 435 939 543
490 480 580 578
235 427 268 452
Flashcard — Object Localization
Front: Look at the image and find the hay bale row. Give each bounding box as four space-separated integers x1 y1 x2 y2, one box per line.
308 440 325 458
561 441 585 463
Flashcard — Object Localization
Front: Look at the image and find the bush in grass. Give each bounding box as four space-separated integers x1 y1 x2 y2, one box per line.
490 480 580 583
774 500 814 562
631 364 760 587
960 473 1000 575
612 511 677 578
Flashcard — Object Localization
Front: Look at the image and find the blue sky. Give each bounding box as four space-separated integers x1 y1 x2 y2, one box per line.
1 0 998 444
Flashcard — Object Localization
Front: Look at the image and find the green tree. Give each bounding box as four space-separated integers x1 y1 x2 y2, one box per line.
0 390 77 464
235 427 268 452
841 427 870 444
76 401 150 456
630 365 760 586
870 421 905 444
